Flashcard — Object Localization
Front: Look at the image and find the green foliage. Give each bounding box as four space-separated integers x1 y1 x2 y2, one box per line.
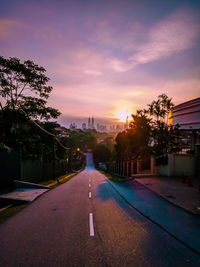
147 93 174 122
93 144 111 164
64 129 97 152
0 56 65 162
0 56 60 119
115 94 181 160
148 94 181 156
115 113 151 159
0 108 63 160
151 121 181 156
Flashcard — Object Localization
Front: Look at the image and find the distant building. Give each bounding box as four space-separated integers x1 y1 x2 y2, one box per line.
54 127 69 137
96 124 107 132
87 117 95 129
70 123 77 129
88 117 91 129
91 117 94 129
82 123 86 130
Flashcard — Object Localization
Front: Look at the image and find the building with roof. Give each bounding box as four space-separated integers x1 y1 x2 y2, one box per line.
156 97 200 177
169 97 200 130
169 97 200 152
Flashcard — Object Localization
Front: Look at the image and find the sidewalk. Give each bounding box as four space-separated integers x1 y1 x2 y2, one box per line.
0 173 79 208
0 180 49 206
108 178 200 254
135 176 200 215
0 188 49 203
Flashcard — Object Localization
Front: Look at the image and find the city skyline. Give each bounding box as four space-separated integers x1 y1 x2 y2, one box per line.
1 0 200 126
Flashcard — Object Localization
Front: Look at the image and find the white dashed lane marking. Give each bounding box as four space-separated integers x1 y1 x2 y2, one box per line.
89 213 94 236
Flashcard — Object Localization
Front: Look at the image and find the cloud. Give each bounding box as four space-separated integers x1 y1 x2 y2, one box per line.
84 69 103 76
107 8 200 72
108 59 132 72
0 19 22 38
129 9 200 66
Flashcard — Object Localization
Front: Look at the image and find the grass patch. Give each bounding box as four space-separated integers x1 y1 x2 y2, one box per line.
40 170 82 188
98 169 125 183
0 204 27 224
0 170 82 224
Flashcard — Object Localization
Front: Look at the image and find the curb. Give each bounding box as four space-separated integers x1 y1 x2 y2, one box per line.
134 179 200 217
0 204 13 213
14 180 49 190
47 170 83 187
106 177 200 256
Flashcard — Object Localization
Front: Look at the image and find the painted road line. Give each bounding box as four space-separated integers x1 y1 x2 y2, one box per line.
89 192 92 198
89 183 91 188
0 204 13 213
89 213 94 236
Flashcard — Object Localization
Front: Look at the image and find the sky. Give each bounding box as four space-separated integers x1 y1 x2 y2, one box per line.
1 0 200 127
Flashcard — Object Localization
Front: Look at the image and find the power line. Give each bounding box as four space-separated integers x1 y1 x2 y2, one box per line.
19 106 71 150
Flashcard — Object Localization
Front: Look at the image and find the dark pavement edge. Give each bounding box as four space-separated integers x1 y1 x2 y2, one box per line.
0 171 82 209
105 176 200 256
134 178 200 217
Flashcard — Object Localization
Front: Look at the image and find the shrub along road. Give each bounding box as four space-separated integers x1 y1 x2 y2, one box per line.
0 154 200 266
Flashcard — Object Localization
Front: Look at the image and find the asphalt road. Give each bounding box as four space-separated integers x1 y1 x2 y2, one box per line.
0 153 200 267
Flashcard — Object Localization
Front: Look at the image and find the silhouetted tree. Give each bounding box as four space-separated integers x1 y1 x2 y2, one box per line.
0 56 62 158
0 56 60 119
115 94 181 160
93 144 111 164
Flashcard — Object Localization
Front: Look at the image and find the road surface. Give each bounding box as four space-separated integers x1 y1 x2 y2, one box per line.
0 153 200 266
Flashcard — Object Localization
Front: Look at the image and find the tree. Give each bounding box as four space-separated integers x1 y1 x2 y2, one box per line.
115 113 151 160
0 56 60 119
147 93 174 123
114 94 181 161
93 144 111 164
146 94 181 156
0 56 62 159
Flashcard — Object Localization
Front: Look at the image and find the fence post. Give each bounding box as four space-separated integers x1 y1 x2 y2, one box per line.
131 160 133 176
137 158 141 174
123 161 126 176
151 156 156 175
126 161 129 177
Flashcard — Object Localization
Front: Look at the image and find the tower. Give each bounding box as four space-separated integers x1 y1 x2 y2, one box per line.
88 117 91 128
92 117 94 129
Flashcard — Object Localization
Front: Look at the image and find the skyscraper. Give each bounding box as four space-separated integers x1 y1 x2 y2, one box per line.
88 117 91 128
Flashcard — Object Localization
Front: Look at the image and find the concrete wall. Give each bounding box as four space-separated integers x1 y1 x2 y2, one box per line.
157 154 196 176
173 154 196 176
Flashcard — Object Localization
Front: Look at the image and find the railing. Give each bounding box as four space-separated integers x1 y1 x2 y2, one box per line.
106 156 153 178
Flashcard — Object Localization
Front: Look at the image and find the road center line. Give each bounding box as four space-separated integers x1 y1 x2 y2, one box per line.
89 192 92 198
89 183 91 188
89 213 94 236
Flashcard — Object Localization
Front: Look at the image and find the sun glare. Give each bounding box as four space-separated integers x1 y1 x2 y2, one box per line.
117 109 131 122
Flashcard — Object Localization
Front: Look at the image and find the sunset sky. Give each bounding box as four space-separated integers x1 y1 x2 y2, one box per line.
1 0 200 126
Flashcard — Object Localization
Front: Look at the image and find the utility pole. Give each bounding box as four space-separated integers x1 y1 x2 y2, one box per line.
53 137 59 184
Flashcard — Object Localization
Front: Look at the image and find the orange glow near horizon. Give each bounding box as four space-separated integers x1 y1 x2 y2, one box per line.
116 109 131 122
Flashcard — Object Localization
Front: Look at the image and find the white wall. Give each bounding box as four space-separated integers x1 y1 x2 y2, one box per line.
157 154 196 176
